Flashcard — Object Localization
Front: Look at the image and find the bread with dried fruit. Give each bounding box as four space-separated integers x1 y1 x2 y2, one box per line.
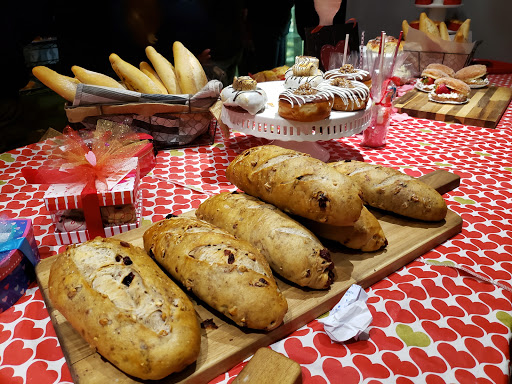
48 237 201 380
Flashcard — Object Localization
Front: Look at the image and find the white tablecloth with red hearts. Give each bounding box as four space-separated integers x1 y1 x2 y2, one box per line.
1 74 511 384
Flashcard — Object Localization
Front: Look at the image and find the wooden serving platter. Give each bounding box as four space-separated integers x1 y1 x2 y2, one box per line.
393 85 512 128
35 170 462 384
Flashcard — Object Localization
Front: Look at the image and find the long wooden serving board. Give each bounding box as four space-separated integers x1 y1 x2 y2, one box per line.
393 85 512 128
35 170 462 384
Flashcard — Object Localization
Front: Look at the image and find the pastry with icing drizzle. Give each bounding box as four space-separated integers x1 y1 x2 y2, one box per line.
220 76 268 115
324 64 372 88
284 56 324 89
278 83 334 122
318 78 370 112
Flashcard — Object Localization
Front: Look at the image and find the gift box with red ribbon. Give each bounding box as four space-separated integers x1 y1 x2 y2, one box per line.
0 219 41 312
22 127 148 245
43 157 143 245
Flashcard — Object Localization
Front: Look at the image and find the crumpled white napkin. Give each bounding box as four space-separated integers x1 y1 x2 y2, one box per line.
317 284 373 343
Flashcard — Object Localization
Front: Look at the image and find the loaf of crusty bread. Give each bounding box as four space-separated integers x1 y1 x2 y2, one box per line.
196 192 335 289
226 145 363 226
48 237 201 380
32 66 80 102
143 217 288 330
299 206 387 252
330 160 447 221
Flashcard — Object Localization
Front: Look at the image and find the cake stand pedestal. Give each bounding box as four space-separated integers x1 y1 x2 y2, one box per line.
221 81 372 162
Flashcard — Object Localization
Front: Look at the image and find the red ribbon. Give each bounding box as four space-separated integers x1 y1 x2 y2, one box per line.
22 126 147 240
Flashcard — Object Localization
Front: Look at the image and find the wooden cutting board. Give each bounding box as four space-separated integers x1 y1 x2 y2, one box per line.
393 86 512 128
35 170 462 384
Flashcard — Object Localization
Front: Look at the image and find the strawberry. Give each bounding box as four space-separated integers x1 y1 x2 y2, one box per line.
436 84 451 94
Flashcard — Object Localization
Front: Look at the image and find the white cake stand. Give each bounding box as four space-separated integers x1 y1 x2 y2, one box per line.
221 81 372 162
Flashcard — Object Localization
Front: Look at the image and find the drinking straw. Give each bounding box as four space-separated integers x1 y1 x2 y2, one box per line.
359 31 365 68
371 31 385 77
342 33 350 66
388 30 404 78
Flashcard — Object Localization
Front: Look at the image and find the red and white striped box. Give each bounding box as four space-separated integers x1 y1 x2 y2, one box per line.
43 158 140 212
52 190 143 245
43 158 143 245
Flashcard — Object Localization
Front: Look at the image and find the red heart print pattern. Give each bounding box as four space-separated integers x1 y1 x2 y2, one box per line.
437 342 476 369
13 320 44 340
368 305 391 328
478 292 512 311
425 374 449 384
471 315 508 335
300 366 328 384
409 300 441 321
0 368 24 384
409 348 447 374
374 289 406 301
323 358 360 384
283 338 318 365
312 333 348 358
369 328 404 351
352 355 390 380
455 296 490 315
35 338 64 361
422 321 457 342
26 361 59 384
381 352 419 377
0 324 11 344
484 364 509 384
385 301 416 323
397 283 427 300
464 339 503 364
421 279 450 299
446 318 484 338
431 299 465 317
345 338 377 355
23 301 49 321
454 369 493 384
2 340 34 365
442 277 472 296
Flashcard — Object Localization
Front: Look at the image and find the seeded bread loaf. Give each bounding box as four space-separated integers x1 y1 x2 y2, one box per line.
143 217 288 330
299 206 387 252
196 192 335 289
48 237 200 380
226 145 363 226
330 160 447 221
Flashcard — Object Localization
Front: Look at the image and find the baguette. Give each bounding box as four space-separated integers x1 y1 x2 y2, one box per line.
145 46 181 94
299 207 387 252
402 20 410 40
48 237 201 380
330 160 447 221
226 145 363 226
71 65 125 89
173 41 208 94
454 19 471 43
196 192 335 289
139 61 168 94
32 66 80 102
109 53 162 94
439 22 450 41
143 217 288 330
419 12 440 38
